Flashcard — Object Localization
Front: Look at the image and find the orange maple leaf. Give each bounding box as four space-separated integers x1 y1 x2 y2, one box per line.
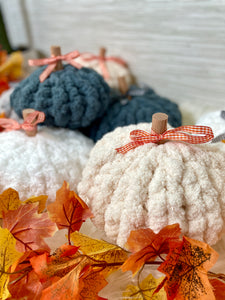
121 224 181 274
158 236 218 300
47 181 92 244
30 244 107 300
209 278 225 300
9 250 48 300
3 203 57 252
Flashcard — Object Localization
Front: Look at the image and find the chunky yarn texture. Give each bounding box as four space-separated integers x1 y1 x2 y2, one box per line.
85 88 182 141
0 127 93 202
78 123 225 247
10 65 110 129
75 55 133 89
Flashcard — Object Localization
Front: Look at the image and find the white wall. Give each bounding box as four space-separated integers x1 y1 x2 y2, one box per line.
1 0 225 110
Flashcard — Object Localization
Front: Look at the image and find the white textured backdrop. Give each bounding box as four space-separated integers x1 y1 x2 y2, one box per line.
1 0 225 114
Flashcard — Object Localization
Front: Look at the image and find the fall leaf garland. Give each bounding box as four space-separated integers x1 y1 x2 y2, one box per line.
0 183 225 300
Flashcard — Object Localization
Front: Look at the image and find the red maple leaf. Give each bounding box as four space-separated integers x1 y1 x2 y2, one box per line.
47 181 92 244
3 203 57 252
121 224 181 274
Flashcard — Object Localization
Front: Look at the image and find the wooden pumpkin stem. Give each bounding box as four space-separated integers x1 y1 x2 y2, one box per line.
99 47 106 59
152 113 168 134
22 108 37 137
51 45 63 71
118 76 131 99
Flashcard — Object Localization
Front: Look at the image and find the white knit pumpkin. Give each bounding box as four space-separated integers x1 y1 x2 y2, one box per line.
0 127 93 202
197 110 225 139
78 123 225 247
75 54 133 90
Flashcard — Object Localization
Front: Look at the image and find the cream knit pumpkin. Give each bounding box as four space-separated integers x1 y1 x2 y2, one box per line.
78 123 225 247
0 127 93 202
75 54 133 90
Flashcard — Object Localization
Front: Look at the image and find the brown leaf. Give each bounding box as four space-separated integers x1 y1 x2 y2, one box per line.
0 188 21 218
121 224 181 274
47 181 92 244
3 203 57 252
158 236 218 300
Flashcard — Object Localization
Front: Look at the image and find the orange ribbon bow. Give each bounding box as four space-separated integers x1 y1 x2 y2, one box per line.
28 50 82 82
80 53 127 80
0 111 45 133
116 125 214 154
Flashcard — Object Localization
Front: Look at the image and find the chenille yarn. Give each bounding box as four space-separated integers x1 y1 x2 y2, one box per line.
0 127 93 202
10 65 110 129
85 87 182 142
78 123 225 247
75 54 133 90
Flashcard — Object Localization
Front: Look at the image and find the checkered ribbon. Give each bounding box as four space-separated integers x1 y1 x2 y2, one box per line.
0 111 45 133
116 125 214 154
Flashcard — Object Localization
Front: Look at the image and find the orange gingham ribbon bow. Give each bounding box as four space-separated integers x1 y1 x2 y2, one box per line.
28 50 82 82
0 111 45 133
80 52 127 80
116 125 214 154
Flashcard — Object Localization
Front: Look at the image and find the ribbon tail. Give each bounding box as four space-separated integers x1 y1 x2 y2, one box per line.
68 60 83 69
116 142 145 154
39 63 57 82
99 60 110 80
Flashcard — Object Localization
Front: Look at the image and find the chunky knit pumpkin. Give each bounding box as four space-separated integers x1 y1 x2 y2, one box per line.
75 53 133 90
10 65 110 129
78 123 225 246
83 87 182 142
0 127 93 202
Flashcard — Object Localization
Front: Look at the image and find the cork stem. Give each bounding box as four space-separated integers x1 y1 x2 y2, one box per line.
99 47 106 59
51 45 63 71
151 113 168 134
118 76 131 100
22 108 37 137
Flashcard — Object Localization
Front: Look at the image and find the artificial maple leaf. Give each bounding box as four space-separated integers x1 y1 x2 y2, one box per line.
71 231 128 276
123 274 167 300
0 228 23 300
209 278 225 300
47 181 92 244
23 195 48 213
121 224 181 275
158 236 218 300
3 203 57 252
8 250 48 300
30 244 107 300
0 188 21 218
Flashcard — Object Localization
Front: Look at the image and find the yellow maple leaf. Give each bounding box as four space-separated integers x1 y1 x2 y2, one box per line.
0 228 23 300
123 274 167 300
0 188 21 218
23 195 48 213
71 231 128 276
